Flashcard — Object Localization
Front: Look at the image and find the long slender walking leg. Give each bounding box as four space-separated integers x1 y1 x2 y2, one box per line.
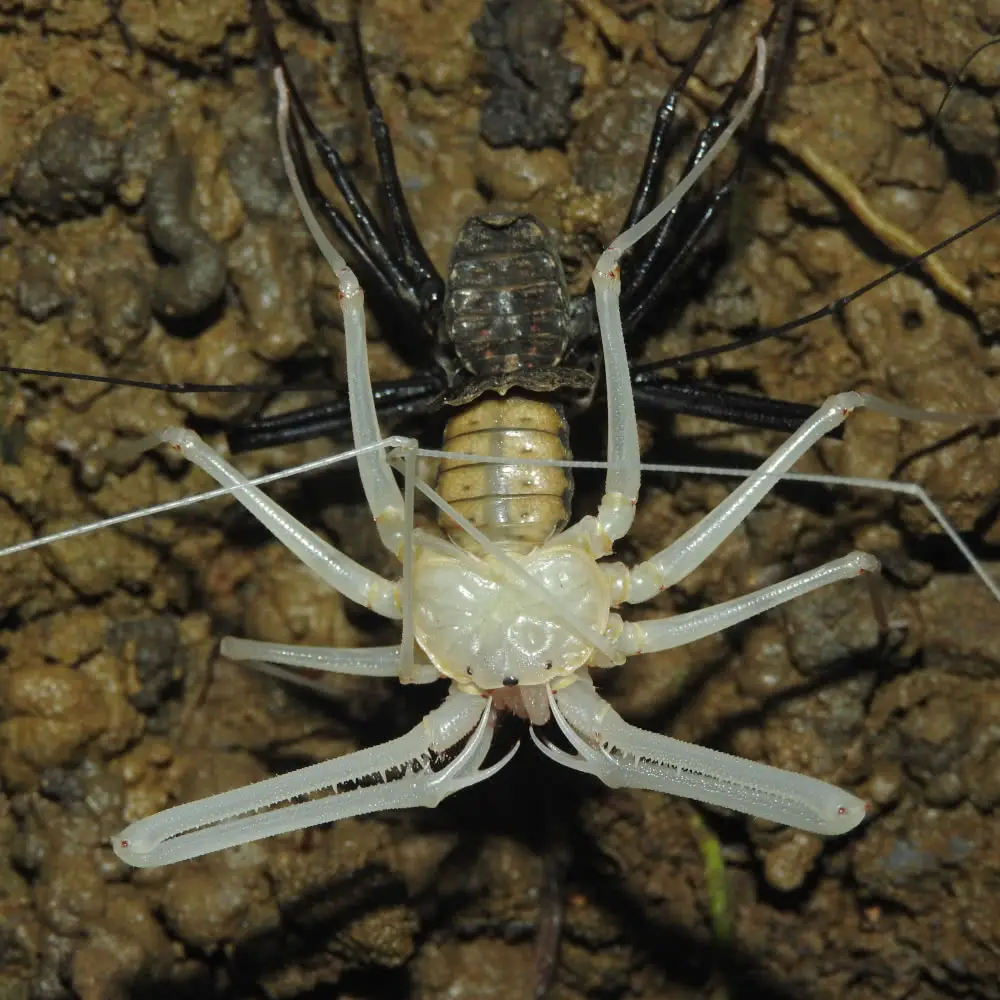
615 552 878 655
626 392 865 604
274 68 407 556
152 427 399 618
220 639 403 677
563 38 769 558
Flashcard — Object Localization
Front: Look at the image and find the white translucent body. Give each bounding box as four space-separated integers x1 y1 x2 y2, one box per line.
1 40 997 868
413 542 611 688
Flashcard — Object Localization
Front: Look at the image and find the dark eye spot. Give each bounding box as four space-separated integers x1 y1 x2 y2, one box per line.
502 676 518 687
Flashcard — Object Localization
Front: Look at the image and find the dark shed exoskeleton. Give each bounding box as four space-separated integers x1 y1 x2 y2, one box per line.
230 0 817 455
444 214 594 404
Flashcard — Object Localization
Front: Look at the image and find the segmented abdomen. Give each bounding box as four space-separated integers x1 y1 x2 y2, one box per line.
436 397 573 549
445 214 571 377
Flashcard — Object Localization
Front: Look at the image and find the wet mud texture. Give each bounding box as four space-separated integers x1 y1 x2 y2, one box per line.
1 1 1000 998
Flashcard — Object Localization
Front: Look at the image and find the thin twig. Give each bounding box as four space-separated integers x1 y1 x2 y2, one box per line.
768 124 973 308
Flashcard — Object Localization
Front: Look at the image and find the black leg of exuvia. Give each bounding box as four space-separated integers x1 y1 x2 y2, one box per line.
279 107 407 313
630 377 840 436
225 366 835 455
225 375 447 454
283 109 445 368
350 17 446 319
621 0 730 231
620 0 795 327
622 101 744 326
253 0 427 320
621 170 736 339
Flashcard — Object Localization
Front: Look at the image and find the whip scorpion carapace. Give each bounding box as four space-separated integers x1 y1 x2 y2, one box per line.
1 1 999 868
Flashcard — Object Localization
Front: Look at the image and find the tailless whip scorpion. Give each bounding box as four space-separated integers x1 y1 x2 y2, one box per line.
1 2 998 870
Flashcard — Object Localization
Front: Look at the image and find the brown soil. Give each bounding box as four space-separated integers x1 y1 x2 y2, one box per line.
1 2 999 999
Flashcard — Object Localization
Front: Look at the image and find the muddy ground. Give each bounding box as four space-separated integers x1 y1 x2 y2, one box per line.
1 1 1000 998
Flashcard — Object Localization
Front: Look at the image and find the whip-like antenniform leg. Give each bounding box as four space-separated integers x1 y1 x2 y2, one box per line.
623 391 987 605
